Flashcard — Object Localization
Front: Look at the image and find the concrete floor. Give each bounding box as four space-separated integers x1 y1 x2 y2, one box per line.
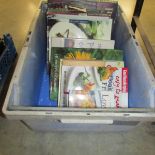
0 0 155 155
0 117 155 155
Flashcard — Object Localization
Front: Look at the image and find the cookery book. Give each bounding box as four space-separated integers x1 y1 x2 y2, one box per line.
58 59 128 108
47 14 113 64
49 37 115 63
51 37 115 49
47 14 112 40
50 47 124 101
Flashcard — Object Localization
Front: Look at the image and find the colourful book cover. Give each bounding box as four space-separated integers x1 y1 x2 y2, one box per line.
50 47 124 101
47 9 86 16
47 14 112 40
59 59 128 108
47 0 118 18
69 1 118 18
47 4 87 15
47 14 112 64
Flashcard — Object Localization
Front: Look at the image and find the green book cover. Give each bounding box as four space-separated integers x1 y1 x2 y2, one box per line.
50 47 124 101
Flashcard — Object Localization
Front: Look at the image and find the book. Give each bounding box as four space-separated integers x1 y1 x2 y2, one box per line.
47 14 112 64
47 0 118 18
50 47 124 101
59 59 128 108
47 1 87 15
51 37 115 49
47 8 86 16
69 1 118 18
47 14 112 41
49 37 115 64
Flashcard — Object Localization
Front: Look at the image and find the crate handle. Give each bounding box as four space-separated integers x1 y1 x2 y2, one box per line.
60 119 113 125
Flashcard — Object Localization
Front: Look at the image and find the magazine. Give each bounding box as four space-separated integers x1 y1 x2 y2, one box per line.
59 59 128 108
50 47 124 101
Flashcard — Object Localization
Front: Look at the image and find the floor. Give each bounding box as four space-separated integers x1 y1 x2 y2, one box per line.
0 0 155 155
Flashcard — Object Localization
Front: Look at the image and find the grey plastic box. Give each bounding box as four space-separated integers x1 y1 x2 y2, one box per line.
2 5 155 132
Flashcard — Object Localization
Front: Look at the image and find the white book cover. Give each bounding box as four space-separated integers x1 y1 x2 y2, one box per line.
48 14 110 21
58 60 128 108
51 37 115 49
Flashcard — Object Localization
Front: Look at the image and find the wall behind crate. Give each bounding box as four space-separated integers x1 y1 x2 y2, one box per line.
118 0 136 22
0 0 40 53
0 0 136 54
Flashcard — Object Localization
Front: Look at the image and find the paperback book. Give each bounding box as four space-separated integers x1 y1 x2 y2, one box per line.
50 47 124 101
59 59 128 108
47 14 113 64
47 0 118 18
69 1 118 18
47 14 112 40
51 37 115 49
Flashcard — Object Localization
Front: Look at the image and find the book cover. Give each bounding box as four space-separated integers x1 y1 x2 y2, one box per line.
50 47 124 101
47 8 86 16
69 1 118 18
47 14 112 40
47 2 87 16
59 59 128 108
47 0 118 18
51 37 115 49
47 14 112 64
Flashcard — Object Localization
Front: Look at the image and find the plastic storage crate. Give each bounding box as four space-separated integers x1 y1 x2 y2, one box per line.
2 4 155 132
0 34 17 94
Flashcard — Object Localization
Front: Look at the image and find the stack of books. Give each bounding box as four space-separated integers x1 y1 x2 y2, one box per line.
46 0 128 108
